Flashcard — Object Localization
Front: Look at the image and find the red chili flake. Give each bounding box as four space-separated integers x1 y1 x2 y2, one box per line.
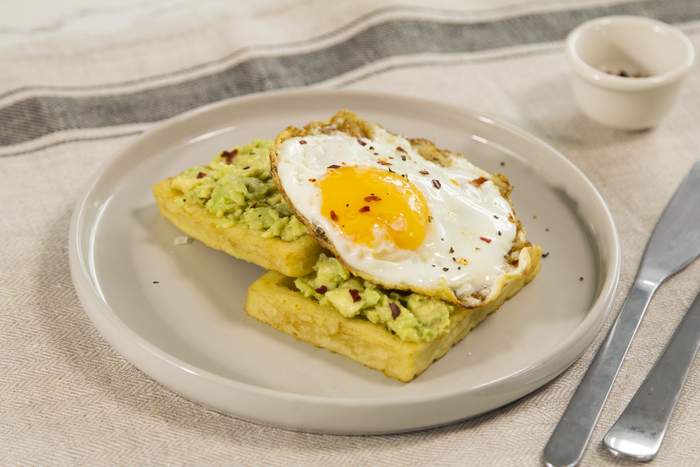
308 178 316 182
364 195 382 202
349 289 361 303
222 149 238 159
196 171 206 179
470 177 487 187
479 237 492 243
508 214 516 223
242 166 250 170
250 202 258 209
608 69 630 77
225 158 233 165
315 285 328 294
396 146 406 153
359 206 371 213
389 302 401 319
330 210 339 222
328 164 341 169
419 170 429 175
374 152 379 156
299 140 307 145
357 138 367 146
378 161 392 166
432 179 441 189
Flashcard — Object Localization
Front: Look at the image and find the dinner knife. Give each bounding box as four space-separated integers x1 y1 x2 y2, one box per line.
543 161 700 467
603 287 700 460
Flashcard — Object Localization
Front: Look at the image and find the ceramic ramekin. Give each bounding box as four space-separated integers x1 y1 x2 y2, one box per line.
565 16 695 131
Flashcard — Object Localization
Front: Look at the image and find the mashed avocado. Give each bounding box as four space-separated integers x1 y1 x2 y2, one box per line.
171 139 307 241
295 254 456 343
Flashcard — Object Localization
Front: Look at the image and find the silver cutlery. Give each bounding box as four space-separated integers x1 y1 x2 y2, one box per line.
604 287 700 460
544 161 700 467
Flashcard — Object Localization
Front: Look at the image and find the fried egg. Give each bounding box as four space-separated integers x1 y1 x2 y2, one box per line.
271 115 522 305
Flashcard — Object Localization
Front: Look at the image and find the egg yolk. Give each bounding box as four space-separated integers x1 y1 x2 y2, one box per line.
317 166 429 251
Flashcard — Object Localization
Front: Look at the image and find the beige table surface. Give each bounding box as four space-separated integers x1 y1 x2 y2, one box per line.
3 0 700 465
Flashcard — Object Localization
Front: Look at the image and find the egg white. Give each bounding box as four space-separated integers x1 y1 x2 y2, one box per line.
275 129 517 298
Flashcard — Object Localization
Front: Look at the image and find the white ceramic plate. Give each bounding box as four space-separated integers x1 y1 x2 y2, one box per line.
69 89 620 434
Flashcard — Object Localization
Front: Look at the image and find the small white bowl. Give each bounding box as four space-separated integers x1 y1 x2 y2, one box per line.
565 16 695 131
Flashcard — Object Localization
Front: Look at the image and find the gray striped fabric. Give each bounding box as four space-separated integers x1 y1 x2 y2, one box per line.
2 0 699 154
3 0 700 465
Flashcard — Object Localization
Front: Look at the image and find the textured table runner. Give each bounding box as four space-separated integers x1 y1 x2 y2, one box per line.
3 1 700 465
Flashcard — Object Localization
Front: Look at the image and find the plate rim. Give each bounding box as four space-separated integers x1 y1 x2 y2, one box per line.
69 88 621 430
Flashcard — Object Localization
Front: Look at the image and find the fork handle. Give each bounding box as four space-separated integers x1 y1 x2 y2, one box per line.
543 277 659 467
603 290 700 460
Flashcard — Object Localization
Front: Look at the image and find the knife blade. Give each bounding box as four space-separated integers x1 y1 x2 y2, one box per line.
543 161 700 467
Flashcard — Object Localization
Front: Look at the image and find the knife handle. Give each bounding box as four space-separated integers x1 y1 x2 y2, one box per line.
543 277 660 467
603 290 700 460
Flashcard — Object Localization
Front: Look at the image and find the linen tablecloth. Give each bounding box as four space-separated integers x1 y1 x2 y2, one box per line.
3 0 700 465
